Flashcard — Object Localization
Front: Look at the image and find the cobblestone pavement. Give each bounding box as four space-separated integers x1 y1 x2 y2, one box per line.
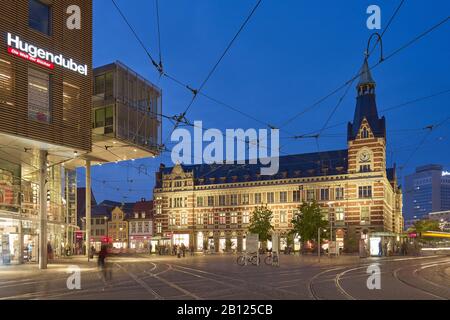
0 254 449 300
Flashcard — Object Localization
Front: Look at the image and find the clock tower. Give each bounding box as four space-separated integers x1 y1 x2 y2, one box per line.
347 57 386 175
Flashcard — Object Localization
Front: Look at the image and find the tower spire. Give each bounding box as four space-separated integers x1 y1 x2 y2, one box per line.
356 56 376 96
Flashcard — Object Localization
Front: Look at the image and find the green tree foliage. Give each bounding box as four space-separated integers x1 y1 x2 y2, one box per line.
290 201 329 244
411 219 440 234
248 206 274 243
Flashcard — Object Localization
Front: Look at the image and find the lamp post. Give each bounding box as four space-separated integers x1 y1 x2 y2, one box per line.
327 201 335 258
318 227 326 262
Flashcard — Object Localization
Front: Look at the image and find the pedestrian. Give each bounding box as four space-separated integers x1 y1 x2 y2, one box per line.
149 243 153 255
190 245 194 256
98 245 111 282
177 245 181 258
90 245 95 259
384 242 388 257
181 243 186 257
378 240 383 257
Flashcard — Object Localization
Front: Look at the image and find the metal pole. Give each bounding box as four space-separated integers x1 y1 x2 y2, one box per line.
329 211 332 258
318 227 320 263
39 150 48 269
85 160 91 261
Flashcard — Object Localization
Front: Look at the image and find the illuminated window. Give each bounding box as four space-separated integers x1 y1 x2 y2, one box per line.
196 197 203 207
360 207 370 224
181 213 188 226
231 212 238 224
208 213 214 225
335 208 345 222
28 68 50 123
242 212 249 224
280 211 287 224
219 212 226 224
267 192 274 204
0 59 14 107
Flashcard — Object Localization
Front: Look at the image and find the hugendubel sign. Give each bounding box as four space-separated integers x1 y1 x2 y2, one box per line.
6 33 88 75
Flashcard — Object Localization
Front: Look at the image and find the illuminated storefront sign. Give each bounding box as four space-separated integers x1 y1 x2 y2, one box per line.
6 33 88 75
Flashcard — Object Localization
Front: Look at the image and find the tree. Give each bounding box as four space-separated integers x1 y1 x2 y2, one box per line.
248 206 274 248
290 201 329 252
411 219 440 234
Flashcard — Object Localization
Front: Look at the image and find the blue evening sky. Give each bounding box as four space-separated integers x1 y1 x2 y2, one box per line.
79 0 450 203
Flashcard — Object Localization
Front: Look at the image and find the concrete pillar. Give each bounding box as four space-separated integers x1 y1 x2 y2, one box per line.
85 160 91 260
39 150 48 269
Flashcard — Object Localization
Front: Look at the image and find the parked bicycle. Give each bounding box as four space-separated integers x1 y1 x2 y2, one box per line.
236 252 260 266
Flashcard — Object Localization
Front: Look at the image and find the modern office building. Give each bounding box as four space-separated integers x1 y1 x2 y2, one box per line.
0 0 92 266
91 61 162 162
403 165 450 221
153 58 404 254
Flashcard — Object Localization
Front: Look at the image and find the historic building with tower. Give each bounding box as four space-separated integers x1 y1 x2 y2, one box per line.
153 58 403 253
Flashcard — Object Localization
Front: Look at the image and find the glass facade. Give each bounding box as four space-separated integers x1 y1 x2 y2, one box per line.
0 157 77 265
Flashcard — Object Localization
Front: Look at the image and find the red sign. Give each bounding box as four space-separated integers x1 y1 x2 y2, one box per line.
101 236 112 243
8 47 54 70
408 232 417 238
75 232 83 239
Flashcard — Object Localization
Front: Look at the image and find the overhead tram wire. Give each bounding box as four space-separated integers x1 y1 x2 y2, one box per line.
110 0 293 143
111 0 161 72
278 15 450 131
179 0 263 116
155 0 163 71
367 0 406 57
399 115 450 172
295 87 450 138
301 1 405 157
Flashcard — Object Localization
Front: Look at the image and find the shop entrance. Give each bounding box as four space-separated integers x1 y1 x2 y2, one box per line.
23 234 38 263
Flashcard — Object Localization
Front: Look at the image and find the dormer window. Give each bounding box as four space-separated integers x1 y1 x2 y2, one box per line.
361 127 369 139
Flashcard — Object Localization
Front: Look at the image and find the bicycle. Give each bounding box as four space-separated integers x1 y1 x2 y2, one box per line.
264 252 273 265
236 252 260 266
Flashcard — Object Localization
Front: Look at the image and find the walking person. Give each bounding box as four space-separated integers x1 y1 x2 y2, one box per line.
378 240 383 257
98 245 111 284
181 243 186 258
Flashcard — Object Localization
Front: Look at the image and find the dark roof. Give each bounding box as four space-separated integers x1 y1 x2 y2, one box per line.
133 200 153 212
97 200 135 217
348 94 386 140
158 150 348 186
387 167 395 182
91 205 113 218
357 58 375 87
